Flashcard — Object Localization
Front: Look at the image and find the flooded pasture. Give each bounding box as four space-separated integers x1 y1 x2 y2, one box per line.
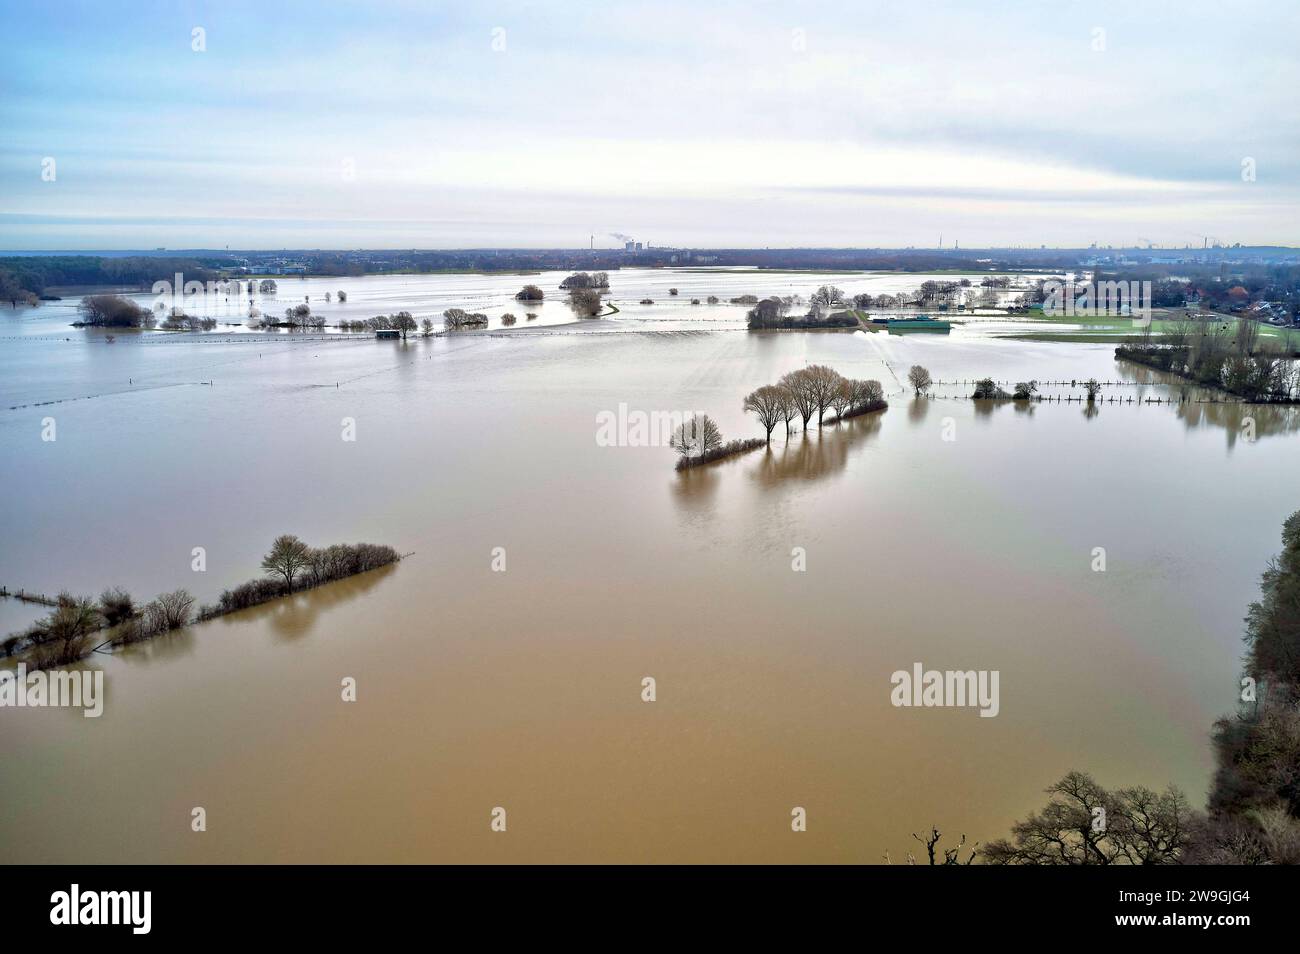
1 269 1293 862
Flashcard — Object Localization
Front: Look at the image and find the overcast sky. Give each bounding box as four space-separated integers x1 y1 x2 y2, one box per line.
2 0 1297 249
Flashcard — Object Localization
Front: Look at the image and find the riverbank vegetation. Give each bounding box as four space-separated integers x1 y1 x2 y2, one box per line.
1115 320 1297 402
1192 509 1300 863
910 509 1300 864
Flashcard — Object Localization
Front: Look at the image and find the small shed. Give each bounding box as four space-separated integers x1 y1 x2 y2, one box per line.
375 329 400 339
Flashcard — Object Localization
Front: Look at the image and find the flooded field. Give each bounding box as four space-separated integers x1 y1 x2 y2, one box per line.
1 268 1295 862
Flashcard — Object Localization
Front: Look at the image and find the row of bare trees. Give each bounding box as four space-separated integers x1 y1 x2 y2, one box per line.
743 366 886 442
7 586 197 668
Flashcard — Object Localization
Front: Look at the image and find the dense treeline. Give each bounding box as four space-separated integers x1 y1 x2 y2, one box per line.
1116 319 1298 402
0 256 225 305
1193 510 1300 863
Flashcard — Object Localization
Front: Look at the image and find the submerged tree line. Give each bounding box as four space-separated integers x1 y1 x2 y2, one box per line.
1 536 399 669
670 365 887 471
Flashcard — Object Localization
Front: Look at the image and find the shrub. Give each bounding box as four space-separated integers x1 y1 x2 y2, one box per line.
1013 381 1038 400
569 289 603 317
972 378 1010 399
99 587 136 626
674 438 767 471
146 589 195 630
25 596 101 668
76 294 149 328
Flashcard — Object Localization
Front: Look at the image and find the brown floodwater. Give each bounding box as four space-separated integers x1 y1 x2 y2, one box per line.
1 269 1295 862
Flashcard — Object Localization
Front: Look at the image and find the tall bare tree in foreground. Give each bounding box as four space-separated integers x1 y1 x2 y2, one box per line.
907 365 932 395
981 771 1190 865
743 385 787 443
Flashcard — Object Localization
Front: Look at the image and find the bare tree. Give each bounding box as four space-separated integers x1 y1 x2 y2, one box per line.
569 288 603 318
262 534 311 592
811 285 843 306
907 365 932 395
1083 378 1102 402
776 384 798 437
391 311 417 339
669 414 722 461
779 369 817 429
830 379 854 419
982 771 1190 865
910 827 978 865
152 589 195 629
743 385 786 443
852 379 884 409
805 364 844 426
